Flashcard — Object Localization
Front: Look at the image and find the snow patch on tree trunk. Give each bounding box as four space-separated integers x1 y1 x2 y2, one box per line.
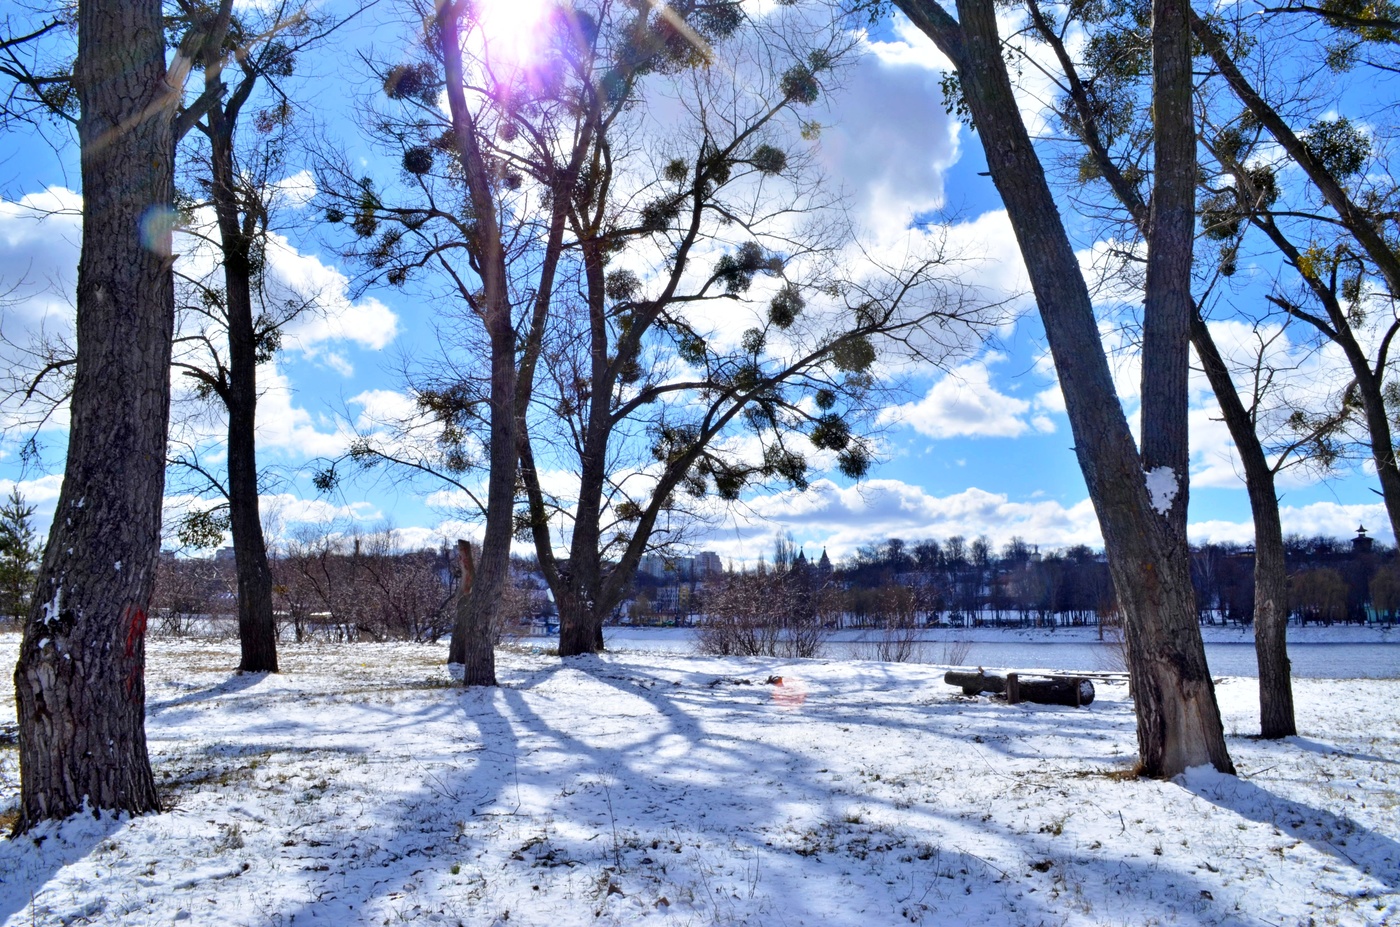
1144 466 1179 515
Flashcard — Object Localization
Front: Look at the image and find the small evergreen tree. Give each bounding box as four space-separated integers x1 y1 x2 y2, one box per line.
0 488 39 623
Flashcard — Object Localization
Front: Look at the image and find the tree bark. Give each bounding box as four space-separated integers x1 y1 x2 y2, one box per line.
1141 0 1194 543
1190 316 1295 737
439 0 511 686
945 670 1095 706
11 0 171 830
1021 0 1295 739
449 540 495 682
208 80 279 674
895 0 1234 777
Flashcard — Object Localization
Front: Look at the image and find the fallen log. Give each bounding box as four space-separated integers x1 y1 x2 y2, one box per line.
944 669 1095 707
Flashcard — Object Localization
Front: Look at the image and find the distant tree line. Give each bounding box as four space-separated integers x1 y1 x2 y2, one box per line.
624 532 1400 630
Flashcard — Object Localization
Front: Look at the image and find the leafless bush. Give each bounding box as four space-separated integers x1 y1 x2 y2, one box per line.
272 524 456 643
939 638 975 665
1095 610 1129 673
696 569 831 659
855 584 924 662
151 556 235 637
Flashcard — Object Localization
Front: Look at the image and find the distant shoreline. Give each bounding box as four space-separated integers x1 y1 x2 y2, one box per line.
599 623 1400 646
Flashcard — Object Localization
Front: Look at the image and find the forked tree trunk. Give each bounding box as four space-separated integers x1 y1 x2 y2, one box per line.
11 0 171 830
209 94 279 674
895 0 1234 777
1022 0 1294 740
557 594 594 657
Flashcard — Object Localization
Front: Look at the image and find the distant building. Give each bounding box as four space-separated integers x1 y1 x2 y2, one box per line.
1353 525 1375 554
214 546 236 564
638 551 723 580
695 551 723 577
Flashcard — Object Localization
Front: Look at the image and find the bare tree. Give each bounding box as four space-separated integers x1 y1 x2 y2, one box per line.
169 3 319 674
894 0 1234 776
328 0 994 666
1015 0 1305 737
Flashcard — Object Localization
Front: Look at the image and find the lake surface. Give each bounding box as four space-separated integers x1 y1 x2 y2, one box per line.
575 628 1400 679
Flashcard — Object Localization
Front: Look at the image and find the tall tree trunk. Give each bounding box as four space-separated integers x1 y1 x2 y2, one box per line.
1141 0 1194 544
1022 0 1295 739
557 593 594 657
11 0 171 830
1190 316 1295 737
209 96 279 674
558 238 612 658
895 0 1234 777
446 321 509 686
439 0 513 685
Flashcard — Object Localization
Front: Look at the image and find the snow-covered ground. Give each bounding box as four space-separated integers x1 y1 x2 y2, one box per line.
0 633 1396 926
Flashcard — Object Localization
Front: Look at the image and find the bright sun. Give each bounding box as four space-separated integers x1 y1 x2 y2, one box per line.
472 0 555 68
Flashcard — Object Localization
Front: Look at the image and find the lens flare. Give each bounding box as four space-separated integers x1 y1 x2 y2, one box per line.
472 0 554 68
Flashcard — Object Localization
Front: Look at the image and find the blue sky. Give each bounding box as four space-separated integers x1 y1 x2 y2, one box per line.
0 1 1393 566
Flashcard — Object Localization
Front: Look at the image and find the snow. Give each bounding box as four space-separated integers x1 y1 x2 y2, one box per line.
1 633 1397 926
38 588 60 628
1145 466 1180 516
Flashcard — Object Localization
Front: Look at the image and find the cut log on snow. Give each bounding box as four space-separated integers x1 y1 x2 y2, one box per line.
944 669 1095 707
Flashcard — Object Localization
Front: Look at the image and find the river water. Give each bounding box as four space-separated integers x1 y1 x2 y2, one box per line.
577 628 1400 679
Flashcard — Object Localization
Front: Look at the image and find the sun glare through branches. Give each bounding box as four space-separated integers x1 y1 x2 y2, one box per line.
468 0 556 69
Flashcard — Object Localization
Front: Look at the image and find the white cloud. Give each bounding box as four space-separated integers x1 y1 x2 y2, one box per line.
270 169 317 209
349 389 419 429
0 189 82 325
880 357 1056 439
817 23 960 240
263 230 400 358
254 363 353 458
0 189 83 435
260 492 381 526
707 478 1104 564
0 474 65 537
1189 501 1393 546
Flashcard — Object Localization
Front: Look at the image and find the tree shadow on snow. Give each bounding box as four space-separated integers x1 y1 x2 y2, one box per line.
209 650 1345 926
0 812 124 924
146 668 271 713
1288 735 1399 767
267 651 1038 924
1184 770 1400 889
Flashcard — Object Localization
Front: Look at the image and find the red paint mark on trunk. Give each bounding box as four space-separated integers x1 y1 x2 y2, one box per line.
124 604 148 696
124 605 147 657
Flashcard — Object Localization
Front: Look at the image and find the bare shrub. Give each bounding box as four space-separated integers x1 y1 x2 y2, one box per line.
696 568 831 658
272 524 456 643
854 584 924 662
939 638 975 665
151 556 233 637
1095 609 1129 673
